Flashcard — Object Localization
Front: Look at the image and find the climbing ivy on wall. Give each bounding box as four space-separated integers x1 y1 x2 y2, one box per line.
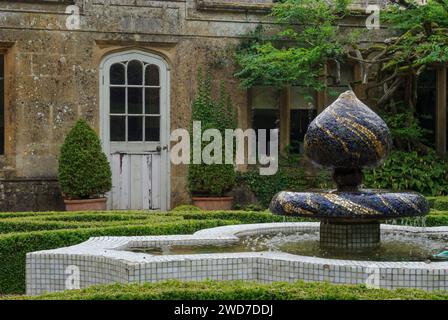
188 69 238 197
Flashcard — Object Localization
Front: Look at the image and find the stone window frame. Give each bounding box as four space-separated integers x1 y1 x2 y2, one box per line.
388 64 447 156
0 43 14 159
0 52 4 155
435 65 447 155
0 41 17 164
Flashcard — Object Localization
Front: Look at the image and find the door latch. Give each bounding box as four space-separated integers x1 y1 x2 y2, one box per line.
156 145 168 152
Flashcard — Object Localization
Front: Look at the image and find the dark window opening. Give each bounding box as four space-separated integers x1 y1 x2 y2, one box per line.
250 86 318 157
327 63 355 105
0 55 4 155
416 68 437 148
289 87 317 154
251 87 280 156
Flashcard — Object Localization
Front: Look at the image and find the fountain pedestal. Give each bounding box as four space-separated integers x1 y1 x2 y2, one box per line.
320 221 380 250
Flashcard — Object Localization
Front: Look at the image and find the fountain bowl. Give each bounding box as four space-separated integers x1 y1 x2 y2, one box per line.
26 223 448 295
270 190 429 220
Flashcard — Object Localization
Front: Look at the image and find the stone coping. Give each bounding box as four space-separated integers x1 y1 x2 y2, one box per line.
26 223 448 295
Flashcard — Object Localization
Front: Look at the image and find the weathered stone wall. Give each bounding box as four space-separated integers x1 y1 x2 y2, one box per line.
0 0 387 211
0 178 64 212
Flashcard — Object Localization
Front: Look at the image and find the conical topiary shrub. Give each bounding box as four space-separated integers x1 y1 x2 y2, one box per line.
58 119 112 202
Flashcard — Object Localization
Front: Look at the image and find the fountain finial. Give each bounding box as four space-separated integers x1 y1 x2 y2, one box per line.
305 90 393 170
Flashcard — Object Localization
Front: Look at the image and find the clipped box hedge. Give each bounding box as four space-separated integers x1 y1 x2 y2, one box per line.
0 219 240 294
0 210 297 295
6 280 448 300
0 209 447 295
428 196 448 211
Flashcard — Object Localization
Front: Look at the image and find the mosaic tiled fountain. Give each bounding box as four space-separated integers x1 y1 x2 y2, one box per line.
27 92 447 295
270 91 430 251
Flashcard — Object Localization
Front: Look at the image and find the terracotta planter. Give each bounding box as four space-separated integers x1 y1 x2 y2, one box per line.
64 198 107 211
192 197 234 211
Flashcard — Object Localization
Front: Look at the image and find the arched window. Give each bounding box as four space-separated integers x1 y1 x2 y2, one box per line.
109 59 161 143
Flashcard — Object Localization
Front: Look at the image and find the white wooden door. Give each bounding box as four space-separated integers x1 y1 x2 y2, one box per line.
100 51 170 211
110 153 161 210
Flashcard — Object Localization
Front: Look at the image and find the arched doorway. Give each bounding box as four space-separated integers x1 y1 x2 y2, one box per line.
99 50 170 211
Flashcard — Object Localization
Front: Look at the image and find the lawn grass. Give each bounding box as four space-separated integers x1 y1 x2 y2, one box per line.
3 280 447 300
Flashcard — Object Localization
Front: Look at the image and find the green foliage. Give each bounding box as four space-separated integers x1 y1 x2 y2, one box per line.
171 205 202 212
382 0 448 72
234 0 353 89
376 107 446 197
345 0 448 108
191 70 237 132
237 166 308 208
308 170 334 190
189 164 237 197
240 204 266 212
174 211 301 224
427 196 448 211
388 210 448 228
188 69 237 197
434 199 448 211
237 153 334 208
381 111 431 148
359 1 448 197
364 151 448 196
424 215 448 227
234 0 448 112
11 280 448 300
58 119 112 199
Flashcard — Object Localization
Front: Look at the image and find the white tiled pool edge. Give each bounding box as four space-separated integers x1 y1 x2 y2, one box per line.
26 223 448 295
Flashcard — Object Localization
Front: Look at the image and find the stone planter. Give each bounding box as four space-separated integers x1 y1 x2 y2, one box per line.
192 197 233 211
64 198 107 211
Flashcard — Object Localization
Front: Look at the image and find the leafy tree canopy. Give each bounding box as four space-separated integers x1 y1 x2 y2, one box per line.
356 0 448 107
234 0 353 90
235 0 448 109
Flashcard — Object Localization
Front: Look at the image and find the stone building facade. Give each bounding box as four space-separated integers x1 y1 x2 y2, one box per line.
0 0 445 211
